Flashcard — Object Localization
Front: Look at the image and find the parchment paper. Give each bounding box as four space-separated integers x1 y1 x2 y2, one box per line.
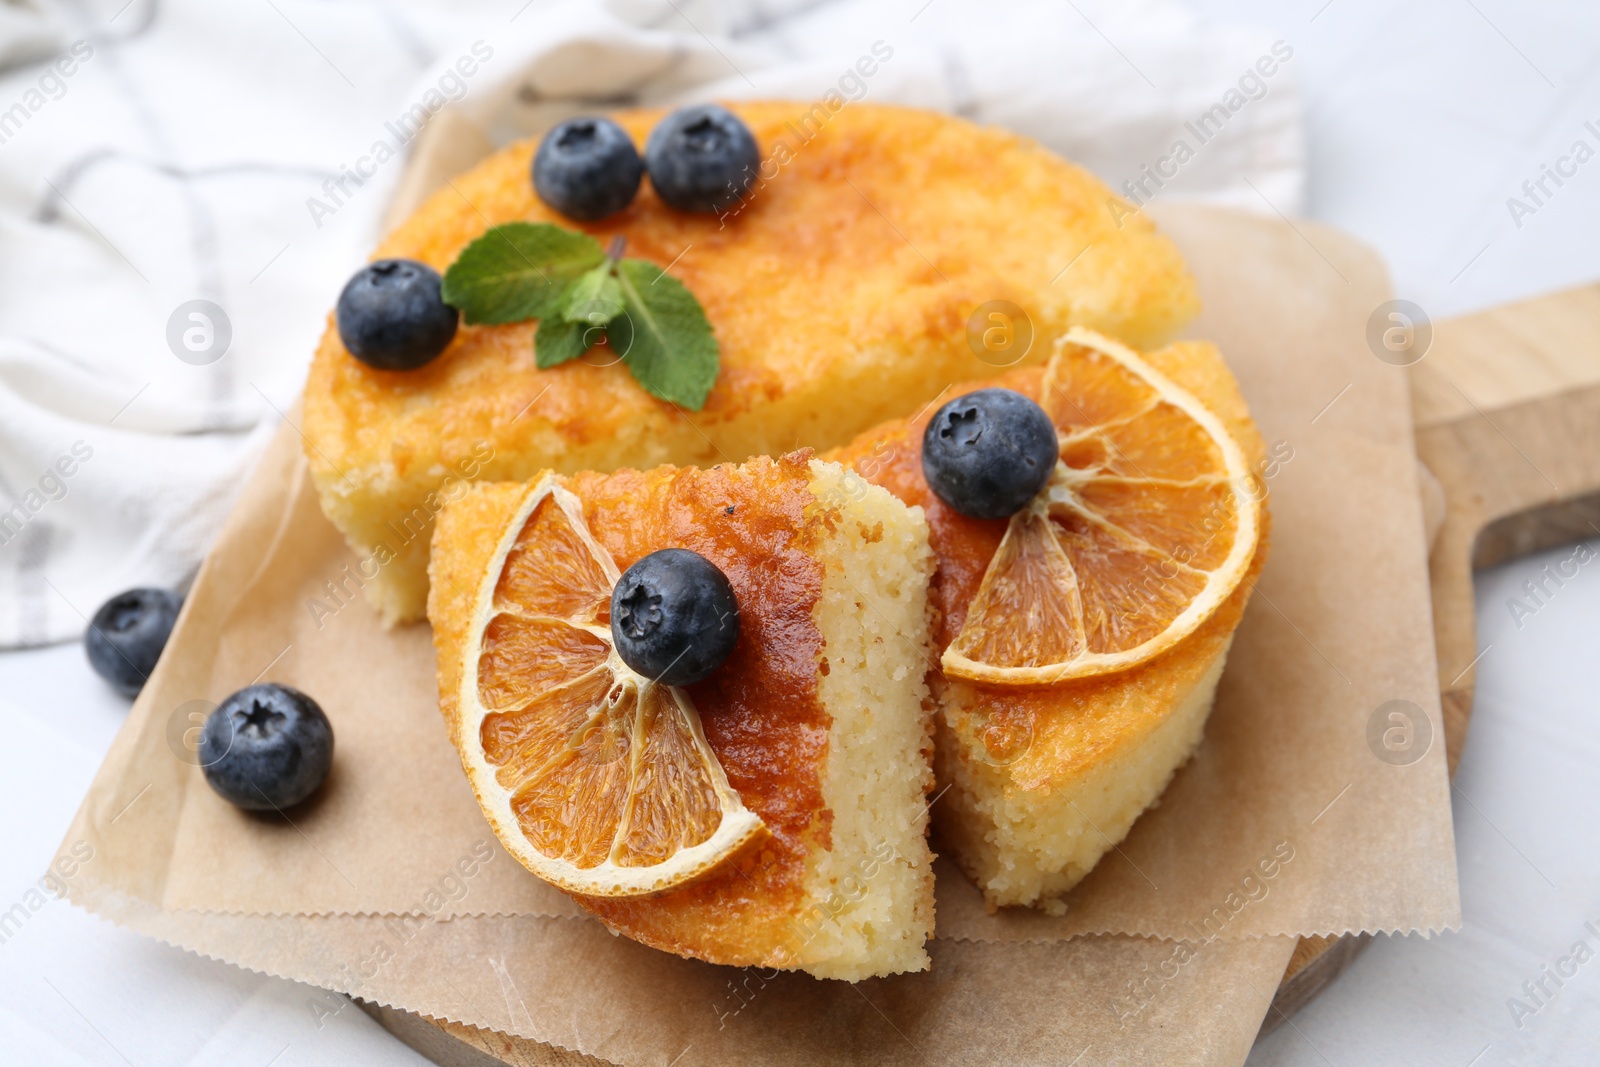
51 202 1459 1066
54 203 1458 940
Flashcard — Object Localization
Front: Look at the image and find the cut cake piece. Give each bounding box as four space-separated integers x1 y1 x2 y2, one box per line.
827 334 1269 910
428 452 938 979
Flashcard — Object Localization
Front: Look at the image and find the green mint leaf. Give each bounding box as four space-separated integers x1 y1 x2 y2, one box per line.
440 223 605 325
561 263 626 326
535 315 599 369
610 258 720 410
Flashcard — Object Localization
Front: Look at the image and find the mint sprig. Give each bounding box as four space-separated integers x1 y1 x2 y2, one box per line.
440 222 720 410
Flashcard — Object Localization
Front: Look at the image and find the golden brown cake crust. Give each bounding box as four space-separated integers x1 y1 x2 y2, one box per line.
825 340 1271 796
430 454 841 968
304 102 1201 625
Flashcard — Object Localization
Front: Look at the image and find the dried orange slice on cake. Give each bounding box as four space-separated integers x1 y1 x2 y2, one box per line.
449 475 762 897
826 329 1269 911
940 327 1262 685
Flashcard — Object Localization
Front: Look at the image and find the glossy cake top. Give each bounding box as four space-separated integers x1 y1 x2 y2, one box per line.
302 101 1200 484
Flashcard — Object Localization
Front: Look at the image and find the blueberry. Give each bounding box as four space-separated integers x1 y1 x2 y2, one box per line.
644 104 761 214
610 549 740 686
199 684 334 811
532 116 644 221
921 388 1059 520
86 588 183 698
336 259 458 371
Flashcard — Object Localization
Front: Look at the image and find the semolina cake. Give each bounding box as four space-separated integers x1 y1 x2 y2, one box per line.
827 332 1269 910
303 101 1201 626
428 452 938 979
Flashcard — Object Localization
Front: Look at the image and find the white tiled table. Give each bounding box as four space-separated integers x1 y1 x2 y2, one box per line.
3 1 1598 1063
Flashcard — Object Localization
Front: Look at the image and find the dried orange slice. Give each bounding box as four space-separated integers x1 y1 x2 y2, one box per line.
941 327 1261 685
453 474 763 896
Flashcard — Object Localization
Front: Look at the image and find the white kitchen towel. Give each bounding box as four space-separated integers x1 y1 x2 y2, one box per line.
0 0 1303 647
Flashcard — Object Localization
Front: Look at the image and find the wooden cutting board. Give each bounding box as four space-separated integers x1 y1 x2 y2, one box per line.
362 114 1600 1061
1260 281 1600 1033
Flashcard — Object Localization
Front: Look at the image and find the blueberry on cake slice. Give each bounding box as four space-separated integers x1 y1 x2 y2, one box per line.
428 452 939 978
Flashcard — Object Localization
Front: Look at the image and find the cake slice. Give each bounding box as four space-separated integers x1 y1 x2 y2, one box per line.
428 452 937 979
304 101 1201 626
827 331 1269 910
